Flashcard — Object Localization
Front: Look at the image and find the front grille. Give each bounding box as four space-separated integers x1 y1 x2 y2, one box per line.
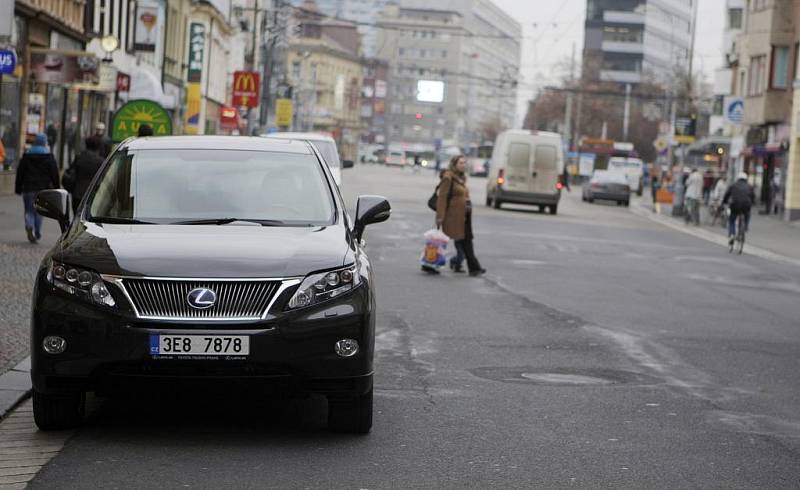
120 279 281 320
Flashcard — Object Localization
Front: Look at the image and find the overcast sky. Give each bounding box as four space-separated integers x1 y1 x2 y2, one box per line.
491 0 727 126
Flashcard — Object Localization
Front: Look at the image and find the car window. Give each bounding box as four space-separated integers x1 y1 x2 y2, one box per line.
311 140 341 169
87 149 335 225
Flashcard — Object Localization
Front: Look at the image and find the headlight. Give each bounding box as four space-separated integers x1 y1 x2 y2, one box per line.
48 261 116 307
287 265 360 310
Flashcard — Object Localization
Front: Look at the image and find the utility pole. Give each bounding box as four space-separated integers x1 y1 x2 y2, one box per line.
563 43 575 150
622 83 631 141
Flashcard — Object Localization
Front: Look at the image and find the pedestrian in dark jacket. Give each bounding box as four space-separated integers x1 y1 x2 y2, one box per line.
723 172 756 242
435 155 486 276
14 133 59 243
93 122 112 158
64 137 104 212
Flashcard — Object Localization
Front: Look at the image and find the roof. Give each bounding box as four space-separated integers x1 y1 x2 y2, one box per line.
264 132 336 143
122 136 312 153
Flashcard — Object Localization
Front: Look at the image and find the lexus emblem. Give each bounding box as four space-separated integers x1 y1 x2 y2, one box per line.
187 288 217 309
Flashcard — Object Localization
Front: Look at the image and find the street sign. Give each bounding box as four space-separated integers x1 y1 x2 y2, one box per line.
723 96 744 126
674 114 697 144
232 71 260 108
275 98 293 127
0 49 17 75
219 106 240 130
112 99 173 142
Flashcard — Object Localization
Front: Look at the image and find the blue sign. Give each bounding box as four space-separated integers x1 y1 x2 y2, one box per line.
724 97 745 126
0 49 16 75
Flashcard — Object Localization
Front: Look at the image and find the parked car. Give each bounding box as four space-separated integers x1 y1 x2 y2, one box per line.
263 132 350 186
30 136 390 433
486 130 565 214
608 156 644 196
582 169 631 206
384 150 406 166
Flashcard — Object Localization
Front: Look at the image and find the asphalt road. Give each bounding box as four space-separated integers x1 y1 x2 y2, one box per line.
23 165 800 488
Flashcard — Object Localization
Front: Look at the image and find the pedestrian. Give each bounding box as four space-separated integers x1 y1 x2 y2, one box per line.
45 122 58 149
684 167 702 226
138 124 154 137
702 168 714 205
14 133 59 243
435 155 486 276
650 172 659 211
413 153 421 174
561 165 571 192
62 136 104 213
94 122 112 158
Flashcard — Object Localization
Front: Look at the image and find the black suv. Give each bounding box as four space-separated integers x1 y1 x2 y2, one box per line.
31 136 390 433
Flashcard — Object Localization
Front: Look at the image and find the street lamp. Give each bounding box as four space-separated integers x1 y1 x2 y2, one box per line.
100 35 119 63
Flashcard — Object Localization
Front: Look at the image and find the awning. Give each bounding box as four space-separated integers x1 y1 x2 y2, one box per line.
123 69 176 109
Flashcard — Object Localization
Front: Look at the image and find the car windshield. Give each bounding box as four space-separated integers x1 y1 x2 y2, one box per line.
86 149 335 226
310 140 341 169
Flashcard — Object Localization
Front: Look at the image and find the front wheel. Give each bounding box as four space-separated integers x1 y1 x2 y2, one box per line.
485 194 492 207
33 390 85 430
549 204 558 215
492 191 502 209
328 388 373 434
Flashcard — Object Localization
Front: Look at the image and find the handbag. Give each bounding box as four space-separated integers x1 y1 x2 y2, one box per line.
427 177 455 212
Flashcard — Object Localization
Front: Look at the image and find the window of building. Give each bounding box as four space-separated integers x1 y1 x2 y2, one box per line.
728 8 743 29
752 0 769 11
602 26 643 43
748 55 767 96
771 46 790 89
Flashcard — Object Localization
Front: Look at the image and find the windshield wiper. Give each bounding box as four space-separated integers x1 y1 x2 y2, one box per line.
89 216 156 225
171 218 285 226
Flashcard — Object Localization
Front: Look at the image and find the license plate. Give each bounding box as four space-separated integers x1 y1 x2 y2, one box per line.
149 335 249 356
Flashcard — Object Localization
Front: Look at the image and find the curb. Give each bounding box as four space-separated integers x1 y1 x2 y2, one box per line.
0 356 32 420
629 203 800 268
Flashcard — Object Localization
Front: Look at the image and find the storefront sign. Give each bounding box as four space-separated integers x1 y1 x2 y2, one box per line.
29 48 99 85
275 98 293 127
187 23 205 83
185 83 202 134
724 97 744 126
117 72 131 93
134 4 161 52
0 49 17 75
112 99 173 142
232 71 260 108
674 114 697 144
219 106 240 130
73 64 117 92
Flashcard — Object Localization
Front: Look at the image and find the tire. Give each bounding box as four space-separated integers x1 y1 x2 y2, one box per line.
624 200 630 207
33 390 85 430
549 204 558 215
328 388 373 434
587 198 594 203
492 191 502 209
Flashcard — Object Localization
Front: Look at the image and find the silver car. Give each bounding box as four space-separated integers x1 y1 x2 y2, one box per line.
582 170 631 206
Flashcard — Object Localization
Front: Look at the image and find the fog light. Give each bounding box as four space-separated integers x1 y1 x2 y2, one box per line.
42 336 66 354
334 339 359 357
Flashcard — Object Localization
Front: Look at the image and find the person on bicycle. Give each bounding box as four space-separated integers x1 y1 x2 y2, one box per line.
723 172 755 245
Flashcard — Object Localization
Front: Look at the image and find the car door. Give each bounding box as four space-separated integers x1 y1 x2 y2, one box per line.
532 143 559 195
505 139 533 194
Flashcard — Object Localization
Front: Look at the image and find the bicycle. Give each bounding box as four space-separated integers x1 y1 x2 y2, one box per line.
729 213 745 255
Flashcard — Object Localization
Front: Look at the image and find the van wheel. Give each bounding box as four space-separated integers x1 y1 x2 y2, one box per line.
33 390 85 430
328 388 373 434
492 192 502 209
624 200 630 207
549 205 558 215
538 205 545 213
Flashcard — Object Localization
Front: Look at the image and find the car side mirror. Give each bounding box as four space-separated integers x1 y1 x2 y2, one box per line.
34 189 70 233
353 195 390 241
342 160 355 169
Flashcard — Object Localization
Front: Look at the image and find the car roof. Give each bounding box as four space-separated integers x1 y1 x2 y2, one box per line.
264 132 336 143
122 136 313 153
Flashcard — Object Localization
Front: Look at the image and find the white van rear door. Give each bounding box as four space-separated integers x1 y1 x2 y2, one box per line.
506 141 533 193
532 144 559 195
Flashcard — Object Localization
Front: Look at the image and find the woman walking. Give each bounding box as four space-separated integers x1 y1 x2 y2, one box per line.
435 155 486 276
14 133 59 243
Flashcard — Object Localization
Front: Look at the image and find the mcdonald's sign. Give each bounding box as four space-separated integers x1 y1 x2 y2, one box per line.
232 71 260 108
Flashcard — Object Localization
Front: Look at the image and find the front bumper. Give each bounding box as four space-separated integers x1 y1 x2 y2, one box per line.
31 274 375 398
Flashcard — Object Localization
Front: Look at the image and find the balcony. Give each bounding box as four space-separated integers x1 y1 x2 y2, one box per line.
744 90 793 126
603 11 645 25
17 0 86 35
601 41 644 54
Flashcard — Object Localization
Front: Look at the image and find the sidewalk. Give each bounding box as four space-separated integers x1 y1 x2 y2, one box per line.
634 190 800 264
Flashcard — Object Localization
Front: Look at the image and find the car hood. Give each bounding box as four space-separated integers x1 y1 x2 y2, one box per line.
56 222 352 278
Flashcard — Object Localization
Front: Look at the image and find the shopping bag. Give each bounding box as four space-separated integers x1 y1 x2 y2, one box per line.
420 228 449 268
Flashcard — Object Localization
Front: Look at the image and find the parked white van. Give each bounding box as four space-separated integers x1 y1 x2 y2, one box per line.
486 130 565 214
608 156 644 196
263 132 349 186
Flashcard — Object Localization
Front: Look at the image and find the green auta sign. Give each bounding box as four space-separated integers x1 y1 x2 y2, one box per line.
112 99 173 142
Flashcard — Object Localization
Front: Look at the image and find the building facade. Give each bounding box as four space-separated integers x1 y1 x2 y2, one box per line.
377 0 521 151
583 0 697 86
